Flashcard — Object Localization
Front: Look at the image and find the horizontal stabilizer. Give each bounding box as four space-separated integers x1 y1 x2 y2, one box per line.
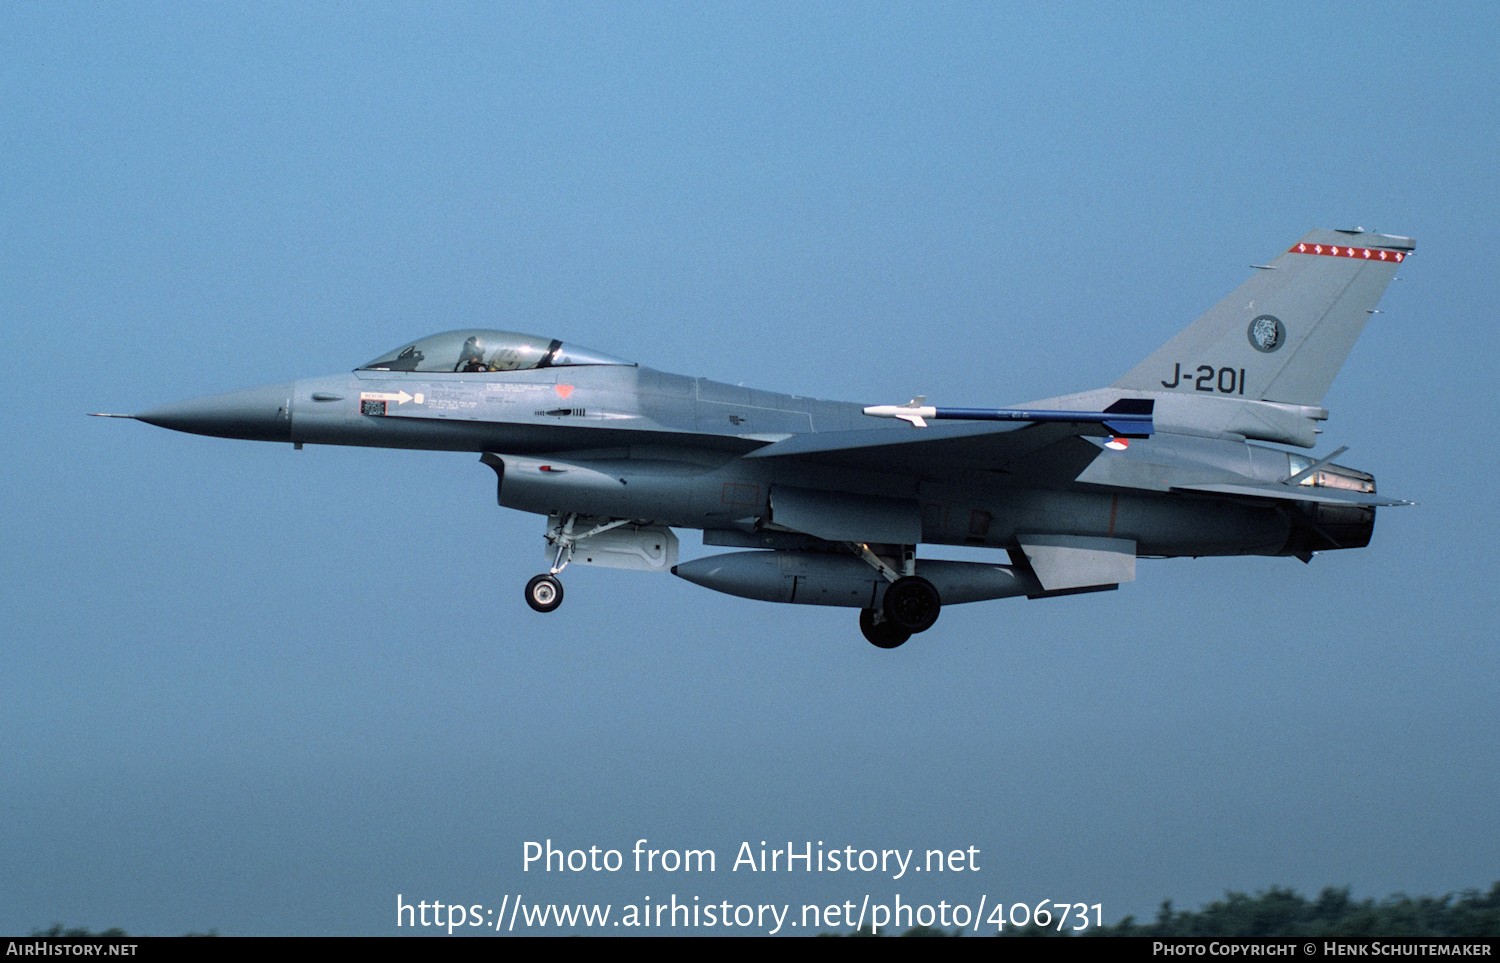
1171 482 1411 507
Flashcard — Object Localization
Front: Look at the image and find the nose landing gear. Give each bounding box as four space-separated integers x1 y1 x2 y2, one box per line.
523 513 642 615
525 573 564 613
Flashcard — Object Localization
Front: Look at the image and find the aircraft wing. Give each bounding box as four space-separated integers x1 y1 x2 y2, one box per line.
742 419 1107 479
745 422 1411 506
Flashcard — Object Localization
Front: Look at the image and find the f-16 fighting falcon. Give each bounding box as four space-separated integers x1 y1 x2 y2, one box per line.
95 228 1414 647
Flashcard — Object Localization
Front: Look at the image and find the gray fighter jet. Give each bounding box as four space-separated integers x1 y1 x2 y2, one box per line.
95 228 1413 647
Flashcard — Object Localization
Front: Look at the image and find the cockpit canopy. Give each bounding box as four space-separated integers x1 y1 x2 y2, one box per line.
358 329 634 373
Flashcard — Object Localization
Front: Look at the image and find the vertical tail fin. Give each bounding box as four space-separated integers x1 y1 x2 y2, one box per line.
1112 229 1414 407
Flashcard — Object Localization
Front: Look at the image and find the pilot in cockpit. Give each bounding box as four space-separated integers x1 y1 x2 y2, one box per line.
456 336 492 372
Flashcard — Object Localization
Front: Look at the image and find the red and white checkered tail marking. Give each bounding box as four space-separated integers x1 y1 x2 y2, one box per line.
1290 242 1405 262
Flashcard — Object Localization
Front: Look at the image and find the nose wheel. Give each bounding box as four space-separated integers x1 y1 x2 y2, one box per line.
525 574 564 613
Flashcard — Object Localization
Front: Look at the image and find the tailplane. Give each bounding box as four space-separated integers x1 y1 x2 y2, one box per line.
1112 229 1414 407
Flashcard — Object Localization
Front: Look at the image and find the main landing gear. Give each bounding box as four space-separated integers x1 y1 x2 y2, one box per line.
860 575 942 648
848 540 943 648
859 609 909 648
883 575 941 632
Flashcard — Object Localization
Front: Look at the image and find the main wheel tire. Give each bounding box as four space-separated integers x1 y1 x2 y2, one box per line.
525 574 564 613
882 576 941 633
860 609 912 649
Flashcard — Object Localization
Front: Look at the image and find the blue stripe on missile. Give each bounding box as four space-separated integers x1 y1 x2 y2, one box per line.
928 399 1154 438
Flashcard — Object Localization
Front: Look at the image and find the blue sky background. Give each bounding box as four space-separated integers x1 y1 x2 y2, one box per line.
3 2 1496 936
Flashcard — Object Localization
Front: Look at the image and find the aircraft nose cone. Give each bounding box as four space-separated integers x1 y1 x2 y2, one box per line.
135 382 295 442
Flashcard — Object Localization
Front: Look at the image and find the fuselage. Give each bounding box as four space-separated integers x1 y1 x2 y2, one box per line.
136 359 1366 562
106 228 1415 647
